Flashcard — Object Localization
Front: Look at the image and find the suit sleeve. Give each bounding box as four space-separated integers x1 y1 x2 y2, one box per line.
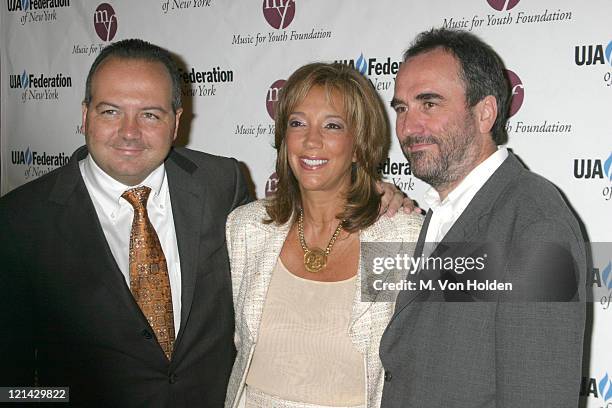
0 203 36 386
230 159 253 211
495 220 586 407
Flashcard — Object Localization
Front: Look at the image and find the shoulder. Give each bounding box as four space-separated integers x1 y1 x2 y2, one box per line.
227 199 268 227
0 164 67 212
362 211 424 242
169 146 242 177
501 165 579 228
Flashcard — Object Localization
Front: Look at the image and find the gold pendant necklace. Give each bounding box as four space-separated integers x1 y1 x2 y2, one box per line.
298 209 344 273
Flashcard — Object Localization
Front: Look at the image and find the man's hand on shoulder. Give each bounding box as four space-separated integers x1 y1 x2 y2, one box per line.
377 180 423 217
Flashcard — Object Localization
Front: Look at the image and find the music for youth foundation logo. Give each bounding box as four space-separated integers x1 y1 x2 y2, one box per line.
573 151 612 202
265 172 279 197
441 0 572 31
7 0 70 25
486 0 520 11
10 146 70 180
265 79 286 120
94 3 117 42
234 79 284 139
72 3 117 57
8 69 72 103
232 1 332 47
574 39 612 88
263 0 295 29
502 69 572 136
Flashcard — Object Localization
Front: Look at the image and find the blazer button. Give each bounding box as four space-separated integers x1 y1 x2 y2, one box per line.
168 373 177 384
141 329 153 340
384 371 392 381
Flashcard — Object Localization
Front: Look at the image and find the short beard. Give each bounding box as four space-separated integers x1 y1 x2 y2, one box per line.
401 115 479 191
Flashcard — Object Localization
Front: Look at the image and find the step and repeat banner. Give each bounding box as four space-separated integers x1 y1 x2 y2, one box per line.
1 0 611 405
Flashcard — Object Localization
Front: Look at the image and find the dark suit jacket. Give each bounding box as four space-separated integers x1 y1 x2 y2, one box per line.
380 153 587 408
0 145 251 407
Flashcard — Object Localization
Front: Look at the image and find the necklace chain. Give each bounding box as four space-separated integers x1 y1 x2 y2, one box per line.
298 209 344 256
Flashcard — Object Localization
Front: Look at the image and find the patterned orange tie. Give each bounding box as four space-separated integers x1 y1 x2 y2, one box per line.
122 186 175 360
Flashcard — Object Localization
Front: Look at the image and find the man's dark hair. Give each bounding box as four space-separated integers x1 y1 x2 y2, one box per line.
83 38 182 113
404 28 509 145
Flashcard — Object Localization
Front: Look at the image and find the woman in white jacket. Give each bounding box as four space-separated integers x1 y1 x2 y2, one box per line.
225 62 422 408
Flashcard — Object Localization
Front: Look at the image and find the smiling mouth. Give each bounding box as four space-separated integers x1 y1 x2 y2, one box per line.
300 157 329 169
408 143 435 152
113 146 146 156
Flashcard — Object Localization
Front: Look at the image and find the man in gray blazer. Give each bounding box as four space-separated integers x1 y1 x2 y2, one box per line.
380 28 586 407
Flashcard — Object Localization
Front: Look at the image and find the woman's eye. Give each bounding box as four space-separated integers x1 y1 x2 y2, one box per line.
288 120 303 127
325 122 342 130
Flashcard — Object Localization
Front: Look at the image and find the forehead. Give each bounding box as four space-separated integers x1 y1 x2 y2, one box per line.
395 48 466 99
90 57 173 102
294 85 345 114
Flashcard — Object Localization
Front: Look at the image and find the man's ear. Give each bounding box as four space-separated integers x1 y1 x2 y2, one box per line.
81 103 88 135
173 108 184 141
474 95 497 135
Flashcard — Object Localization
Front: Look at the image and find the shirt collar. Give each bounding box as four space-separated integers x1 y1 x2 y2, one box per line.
423 146 508 213
82 154 168 214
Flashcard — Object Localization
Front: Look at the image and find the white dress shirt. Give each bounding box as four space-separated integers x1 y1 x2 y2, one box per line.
79 154 181 335
423 147 508 250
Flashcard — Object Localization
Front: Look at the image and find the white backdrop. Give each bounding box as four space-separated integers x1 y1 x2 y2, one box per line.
1 1 611 405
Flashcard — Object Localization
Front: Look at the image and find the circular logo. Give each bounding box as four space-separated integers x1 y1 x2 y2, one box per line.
486 0 520 11
505 69 524 117
94 3 118 42
262 0 295 29
265 172 279 197
266 79 286 120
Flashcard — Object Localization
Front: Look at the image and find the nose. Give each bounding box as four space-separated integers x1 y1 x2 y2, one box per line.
118 114 141 140
303 126 323 149
396 108 425 141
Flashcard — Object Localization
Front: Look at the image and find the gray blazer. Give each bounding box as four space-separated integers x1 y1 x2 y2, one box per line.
379 152 587 408
224 200 422 408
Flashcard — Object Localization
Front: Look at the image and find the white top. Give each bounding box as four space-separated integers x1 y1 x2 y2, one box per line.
245 259 365 406
79 154 182 335
422 147 508 251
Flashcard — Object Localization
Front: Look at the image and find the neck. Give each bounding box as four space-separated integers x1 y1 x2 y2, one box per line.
300 191 345 232
435 142 497 201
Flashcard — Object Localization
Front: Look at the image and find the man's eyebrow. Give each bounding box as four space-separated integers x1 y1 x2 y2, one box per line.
390 97 403 108
416 92 444 101
95 101 120 109
141 106 169 113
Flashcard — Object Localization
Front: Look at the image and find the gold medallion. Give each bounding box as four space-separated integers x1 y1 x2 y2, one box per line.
298 209 345 273
304 248 327 273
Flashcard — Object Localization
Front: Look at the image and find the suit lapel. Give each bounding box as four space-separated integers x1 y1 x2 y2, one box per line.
245 220 291 339
389 153 524 321
49 146 142 315
164 150 203 345
349 216 401 353
391 209 433 313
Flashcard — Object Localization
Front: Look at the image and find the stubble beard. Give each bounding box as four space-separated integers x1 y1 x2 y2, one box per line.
401 116 480 191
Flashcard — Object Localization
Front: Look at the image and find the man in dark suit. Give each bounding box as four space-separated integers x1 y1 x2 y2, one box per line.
0 39 250 407
380 28 586 407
